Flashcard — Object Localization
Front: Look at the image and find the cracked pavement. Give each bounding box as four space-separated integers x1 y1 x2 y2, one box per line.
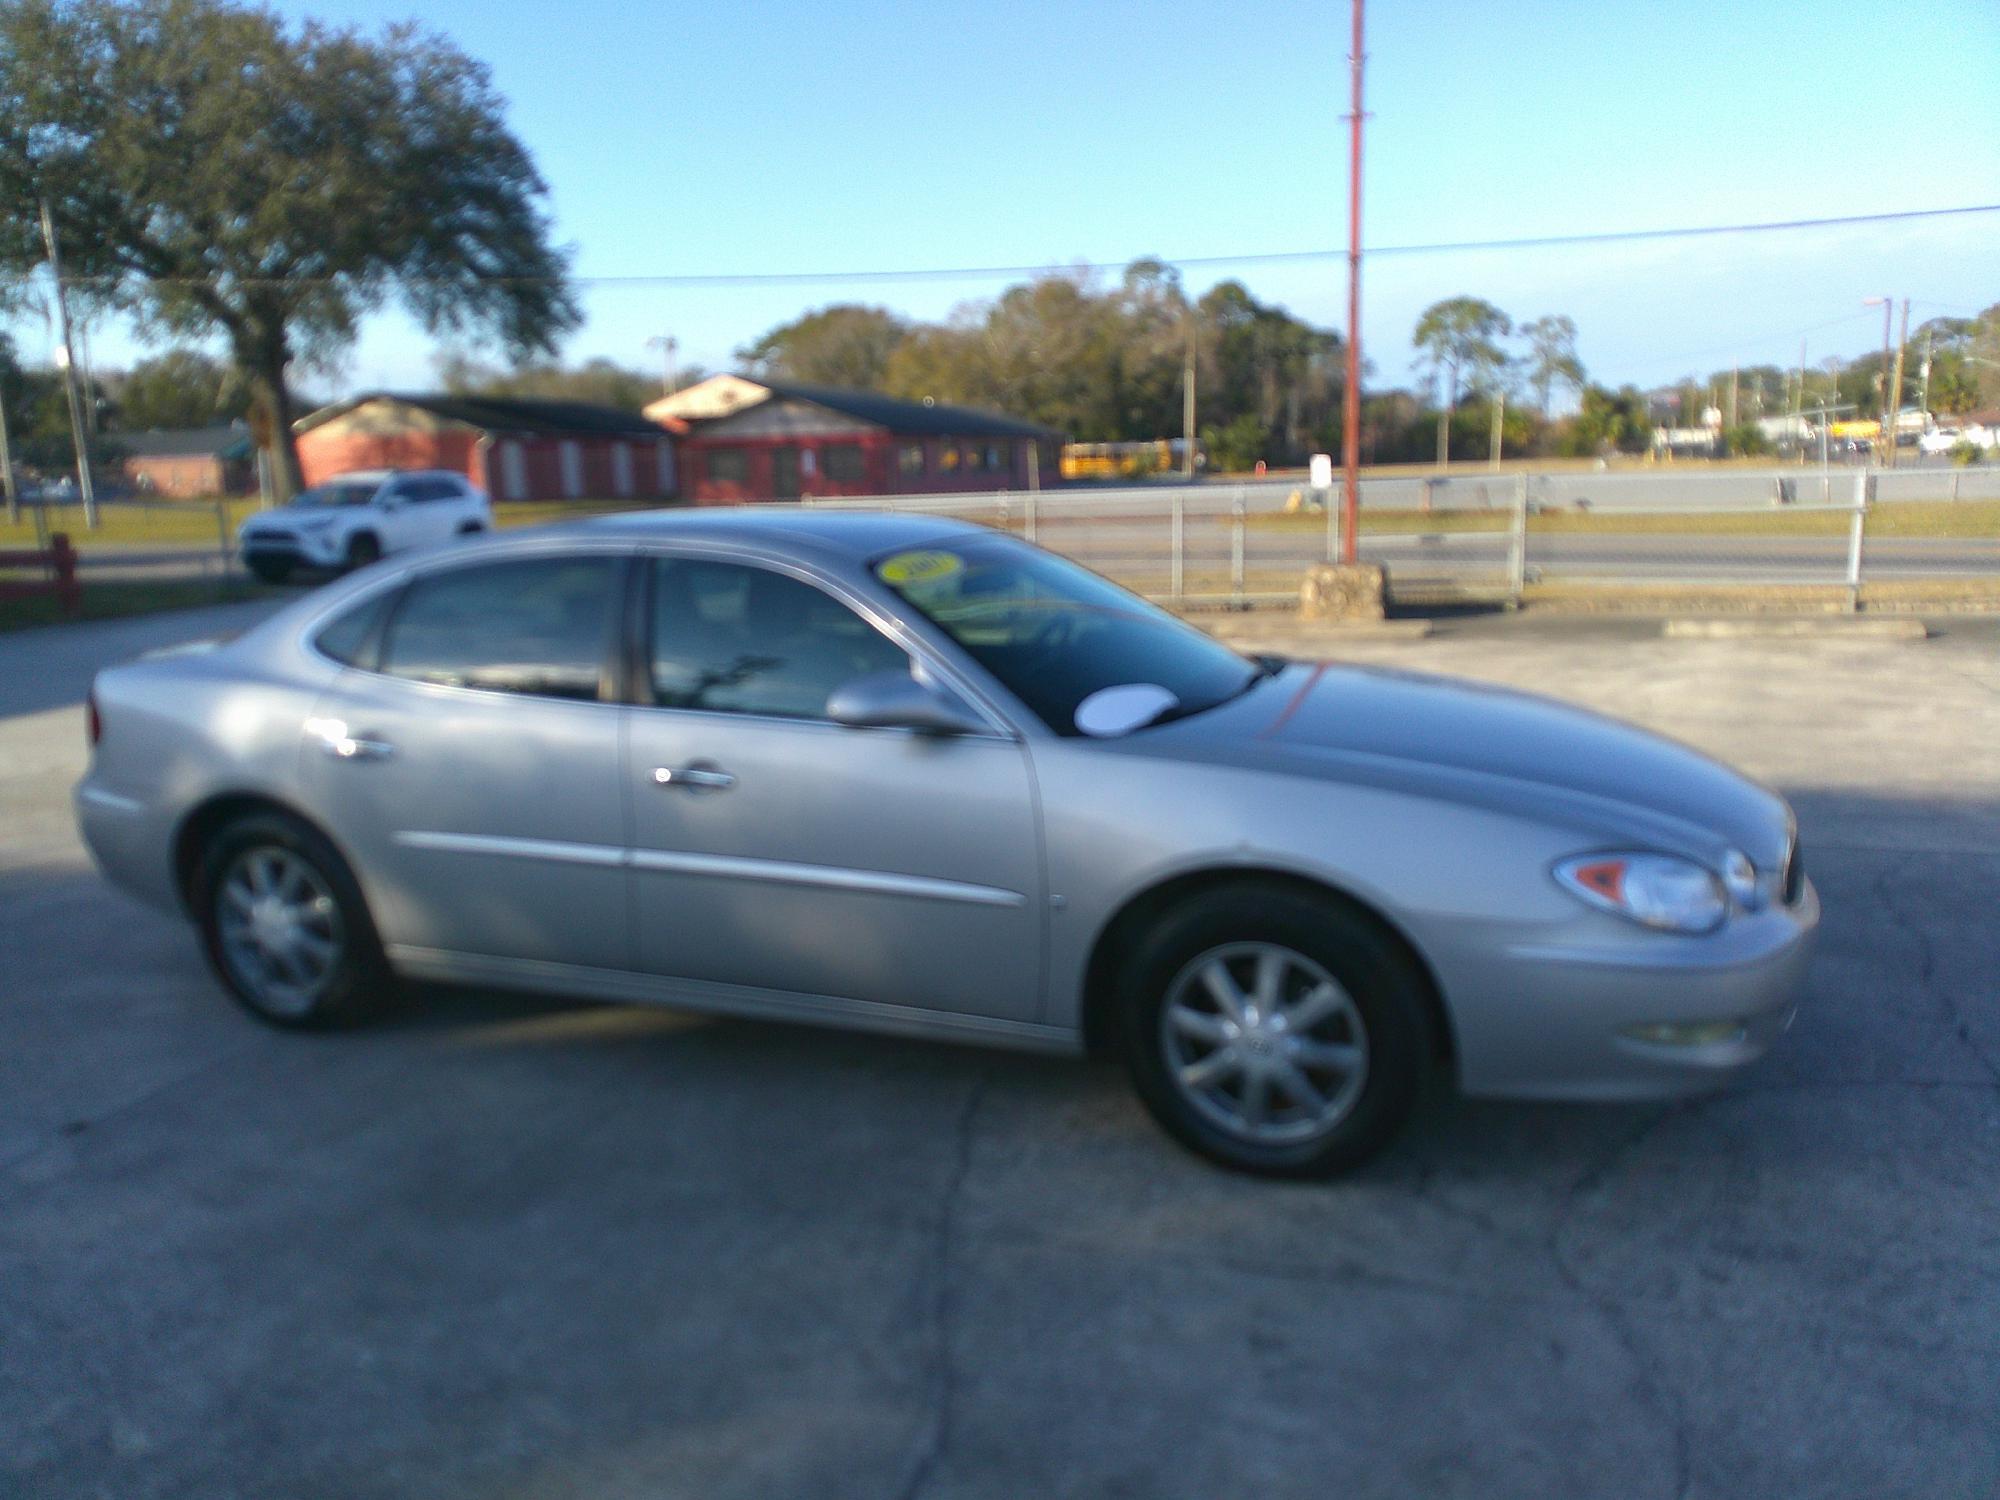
3 604 1997 1499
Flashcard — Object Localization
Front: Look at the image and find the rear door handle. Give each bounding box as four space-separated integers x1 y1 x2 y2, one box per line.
653 765 735 791
306 718 395 761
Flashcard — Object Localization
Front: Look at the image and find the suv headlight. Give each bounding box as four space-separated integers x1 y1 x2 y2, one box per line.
1554 852 1730 935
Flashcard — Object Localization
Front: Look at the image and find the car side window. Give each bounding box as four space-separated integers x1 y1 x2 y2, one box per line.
380 556 620 701
648 558 910 720
313 588 399 668
406 477 461 502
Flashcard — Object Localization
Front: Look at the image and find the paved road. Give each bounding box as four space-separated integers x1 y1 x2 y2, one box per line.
4 606 1999 1498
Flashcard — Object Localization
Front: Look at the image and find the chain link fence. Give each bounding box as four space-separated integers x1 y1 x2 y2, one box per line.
794 465 1998 608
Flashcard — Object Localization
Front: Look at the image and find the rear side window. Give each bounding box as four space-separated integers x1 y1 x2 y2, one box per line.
313 589 397 668
649 558 908 719
380 557 619 701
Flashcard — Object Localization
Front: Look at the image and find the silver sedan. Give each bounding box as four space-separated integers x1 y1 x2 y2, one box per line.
75 511 1818 1176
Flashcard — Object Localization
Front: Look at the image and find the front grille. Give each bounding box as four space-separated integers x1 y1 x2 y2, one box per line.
1782 837 1805 905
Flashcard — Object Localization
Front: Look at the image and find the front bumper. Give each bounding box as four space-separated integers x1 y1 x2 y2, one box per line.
240 530 341 567
1432 881 1820 1101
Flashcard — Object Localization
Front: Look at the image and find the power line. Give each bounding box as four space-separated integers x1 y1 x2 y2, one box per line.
9 202 1997 292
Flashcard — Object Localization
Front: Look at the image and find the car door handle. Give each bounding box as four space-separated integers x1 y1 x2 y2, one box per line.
306 718 395 761
653 765 735 791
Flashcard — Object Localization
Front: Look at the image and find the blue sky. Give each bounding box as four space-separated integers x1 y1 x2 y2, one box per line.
34 0 2000 398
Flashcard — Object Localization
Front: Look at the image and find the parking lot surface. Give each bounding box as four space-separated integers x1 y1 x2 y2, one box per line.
4 603 1997 1499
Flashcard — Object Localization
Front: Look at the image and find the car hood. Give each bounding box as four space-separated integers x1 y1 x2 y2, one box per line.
1142 661 1792 868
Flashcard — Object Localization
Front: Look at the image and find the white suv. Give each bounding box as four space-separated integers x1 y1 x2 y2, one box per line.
238 469 493 582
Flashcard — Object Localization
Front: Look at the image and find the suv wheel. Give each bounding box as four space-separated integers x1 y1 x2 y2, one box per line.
195 812 397 1029
344 532 382 570
1117 885 1432 1177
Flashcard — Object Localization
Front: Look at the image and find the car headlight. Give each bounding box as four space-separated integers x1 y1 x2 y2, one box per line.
296 517 336 532
1554 852 1730 935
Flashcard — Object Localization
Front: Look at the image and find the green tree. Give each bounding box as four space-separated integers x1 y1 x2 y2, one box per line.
0 0 578 495
437 352 659 411
1558 384 1650 457
1519 314 1585 415
1412 297 1511 465
112 347 248 430
738 304 910 389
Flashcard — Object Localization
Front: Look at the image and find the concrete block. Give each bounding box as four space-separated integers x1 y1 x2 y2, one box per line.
1299 562 1387 622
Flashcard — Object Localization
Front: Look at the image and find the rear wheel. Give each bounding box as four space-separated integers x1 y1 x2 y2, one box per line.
344 532 382 570
1117 885 1432 1177
194 812 397 1029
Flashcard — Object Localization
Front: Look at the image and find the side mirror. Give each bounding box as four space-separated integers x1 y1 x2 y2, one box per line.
827 671 988 736
376 492 403 510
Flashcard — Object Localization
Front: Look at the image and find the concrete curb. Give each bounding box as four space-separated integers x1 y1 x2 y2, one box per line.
1662 618 1930 640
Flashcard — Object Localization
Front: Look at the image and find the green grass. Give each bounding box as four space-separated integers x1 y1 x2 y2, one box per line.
1247 499 2000 540
0 498 264 550
0 577 283 633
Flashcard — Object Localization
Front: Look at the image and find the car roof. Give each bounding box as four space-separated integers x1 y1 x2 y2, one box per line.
566 506 991 563
322 469 465 484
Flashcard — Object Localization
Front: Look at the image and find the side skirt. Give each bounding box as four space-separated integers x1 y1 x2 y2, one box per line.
385 944 1085 1057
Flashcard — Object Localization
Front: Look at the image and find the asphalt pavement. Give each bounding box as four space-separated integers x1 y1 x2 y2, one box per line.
3 602 1998 1498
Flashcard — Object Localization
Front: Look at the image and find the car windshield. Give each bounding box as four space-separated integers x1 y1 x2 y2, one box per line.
873 535 1265 736
291 481 379 508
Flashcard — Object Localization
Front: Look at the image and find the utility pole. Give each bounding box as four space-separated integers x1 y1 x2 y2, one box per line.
1727 363 1739 430
1489 388 1504 469
1339 0 1364 564
1885 298 1909 468
1918 326 1934 423
647 334 678 398
1865 295 1892 462
38 198 99 530
1181 315 1197 479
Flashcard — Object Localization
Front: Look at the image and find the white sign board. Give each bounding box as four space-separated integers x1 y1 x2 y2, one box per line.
1308 453 1334 490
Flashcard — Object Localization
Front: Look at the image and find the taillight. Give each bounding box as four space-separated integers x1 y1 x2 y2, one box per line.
87 687 102 748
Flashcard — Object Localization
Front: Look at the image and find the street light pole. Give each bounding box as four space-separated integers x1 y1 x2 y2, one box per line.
1339 0 1364 565
647 334 678 399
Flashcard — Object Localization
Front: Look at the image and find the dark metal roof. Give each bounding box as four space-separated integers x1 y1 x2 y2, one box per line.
296 392 668 438
713 379 1060 440
117 425 255 459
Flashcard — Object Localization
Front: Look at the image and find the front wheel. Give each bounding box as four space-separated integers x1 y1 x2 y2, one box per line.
1118 885 1433 1177
343 532 382 570
195 812 397 1029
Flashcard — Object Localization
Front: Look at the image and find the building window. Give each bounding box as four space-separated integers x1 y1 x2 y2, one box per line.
497 440 527 501
558 440 583 498
939 444 959 472
706 448 749 484
897 442 925 478
611 441 634 497
823 444 864 483
982 443 1002 472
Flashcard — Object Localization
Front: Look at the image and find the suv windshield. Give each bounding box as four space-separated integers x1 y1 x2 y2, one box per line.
291 480 380 508
873 535 1264 736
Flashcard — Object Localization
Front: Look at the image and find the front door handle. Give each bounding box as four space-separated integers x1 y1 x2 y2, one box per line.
653 765 735 791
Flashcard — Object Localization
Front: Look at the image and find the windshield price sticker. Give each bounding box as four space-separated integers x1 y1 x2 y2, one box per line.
879 550 964 587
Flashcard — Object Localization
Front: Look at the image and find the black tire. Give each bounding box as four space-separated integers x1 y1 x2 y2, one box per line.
1117 884 1433 1178
344 532 382 570
455 522 485 537
245 556 293 584
194 811 398 1030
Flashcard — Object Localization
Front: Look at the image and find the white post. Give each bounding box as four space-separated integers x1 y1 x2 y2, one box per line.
1508 473 1530 606
1846 470 1867 612
1231 494 1246 606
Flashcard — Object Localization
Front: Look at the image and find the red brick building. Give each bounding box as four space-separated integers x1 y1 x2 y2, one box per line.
295 393 678 502
121 426 257 497
651 376 1062 504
